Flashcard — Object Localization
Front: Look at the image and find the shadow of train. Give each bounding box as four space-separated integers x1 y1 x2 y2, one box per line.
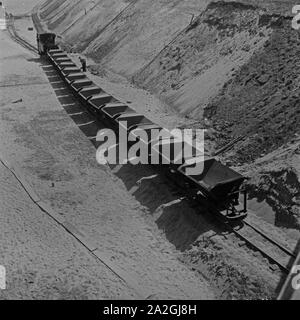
36 57 224 252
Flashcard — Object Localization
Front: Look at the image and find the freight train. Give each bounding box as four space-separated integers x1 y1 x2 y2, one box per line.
36 32 248 221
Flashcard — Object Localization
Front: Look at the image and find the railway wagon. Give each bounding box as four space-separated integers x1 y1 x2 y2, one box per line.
172 158 248 220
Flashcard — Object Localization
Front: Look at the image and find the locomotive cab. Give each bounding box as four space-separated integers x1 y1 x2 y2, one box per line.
37 32 56 55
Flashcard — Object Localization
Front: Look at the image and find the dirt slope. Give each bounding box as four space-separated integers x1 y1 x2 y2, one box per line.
238 138 300 239
38 0 211 75
135 1 271 118
37 0 299 159
37 0 297 119
204 13 300 162
39 0 129 49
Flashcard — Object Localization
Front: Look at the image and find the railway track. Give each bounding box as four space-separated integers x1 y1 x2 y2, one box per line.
7 16 39 54
228 219 296 274
7 16 296 277
172 181 296 275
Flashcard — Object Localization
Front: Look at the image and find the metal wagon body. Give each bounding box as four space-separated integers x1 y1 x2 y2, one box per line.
174 158 248 220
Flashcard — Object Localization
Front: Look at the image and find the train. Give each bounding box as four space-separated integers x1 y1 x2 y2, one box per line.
36 32 248 221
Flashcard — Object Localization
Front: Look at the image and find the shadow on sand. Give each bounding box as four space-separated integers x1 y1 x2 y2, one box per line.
35 57 223 251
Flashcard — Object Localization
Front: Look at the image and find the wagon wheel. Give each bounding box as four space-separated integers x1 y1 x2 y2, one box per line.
227 203 238 217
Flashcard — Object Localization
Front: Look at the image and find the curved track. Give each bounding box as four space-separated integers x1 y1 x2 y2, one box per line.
8 15 296 276
7 16 39 54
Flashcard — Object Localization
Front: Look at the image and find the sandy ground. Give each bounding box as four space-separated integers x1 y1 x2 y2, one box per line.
0 160 135 299
2 0 299 299
0 25 216 299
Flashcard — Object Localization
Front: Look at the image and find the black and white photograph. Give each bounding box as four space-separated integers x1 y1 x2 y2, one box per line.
0 0 299 308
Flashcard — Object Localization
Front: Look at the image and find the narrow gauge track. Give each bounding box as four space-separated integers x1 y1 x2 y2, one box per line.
7 16 39 54
8 18 296 276
229 220 295 274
